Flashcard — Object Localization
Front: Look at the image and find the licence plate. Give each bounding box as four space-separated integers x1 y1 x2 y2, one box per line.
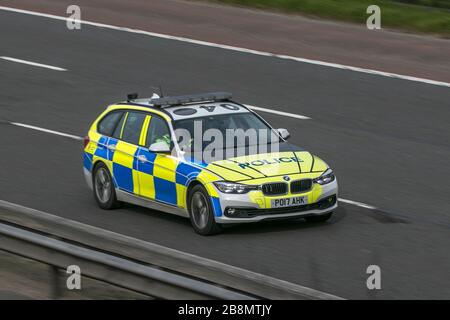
271 196 308 208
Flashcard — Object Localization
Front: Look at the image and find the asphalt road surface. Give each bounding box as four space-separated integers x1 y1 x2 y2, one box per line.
0 9 449 299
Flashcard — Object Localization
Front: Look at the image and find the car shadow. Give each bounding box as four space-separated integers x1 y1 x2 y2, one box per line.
222 208 345 235
118 201 346 236
119 202 192 225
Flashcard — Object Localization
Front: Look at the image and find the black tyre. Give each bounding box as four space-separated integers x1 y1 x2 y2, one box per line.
188 185 222 235
304 212 333 223
93 162 120 210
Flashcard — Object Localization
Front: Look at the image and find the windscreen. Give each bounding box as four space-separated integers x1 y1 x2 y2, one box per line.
173 113 282 161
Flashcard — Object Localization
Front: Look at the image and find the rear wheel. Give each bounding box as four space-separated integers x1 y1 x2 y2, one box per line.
188 185 222 235
304 212 333 223
93 162 120 209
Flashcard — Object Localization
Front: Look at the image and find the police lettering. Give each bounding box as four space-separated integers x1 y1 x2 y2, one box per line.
238 157 302 169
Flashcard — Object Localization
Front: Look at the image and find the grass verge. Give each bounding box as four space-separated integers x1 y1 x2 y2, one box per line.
213 0 450 37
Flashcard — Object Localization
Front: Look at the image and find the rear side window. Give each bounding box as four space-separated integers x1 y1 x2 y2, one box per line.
112 113 126 139
122 112 147 145
98 111 123 136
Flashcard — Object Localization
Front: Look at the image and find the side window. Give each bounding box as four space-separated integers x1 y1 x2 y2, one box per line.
112 112 127 139
146 116 171 148
97 111 123 136
121 112 147 145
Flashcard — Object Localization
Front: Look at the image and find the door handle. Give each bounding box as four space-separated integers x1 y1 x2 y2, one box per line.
107 144 116 151
137 155 147 162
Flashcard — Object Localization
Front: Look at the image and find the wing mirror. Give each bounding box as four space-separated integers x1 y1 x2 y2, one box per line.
149 141 171 154
277 128 290 140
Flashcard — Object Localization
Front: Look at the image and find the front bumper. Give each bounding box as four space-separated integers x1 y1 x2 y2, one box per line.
214 178 338 223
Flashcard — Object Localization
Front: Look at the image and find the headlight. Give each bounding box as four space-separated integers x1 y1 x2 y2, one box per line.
213 181 259 194
313 168 335 185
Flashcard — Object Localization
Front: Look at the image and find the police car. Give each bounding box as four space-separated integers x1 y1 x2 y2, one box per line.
83 92 338 235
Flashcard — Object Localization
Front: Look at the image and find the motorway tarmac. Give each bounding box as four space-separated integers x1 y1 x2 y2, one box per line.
0 9 450 299
3 0 450 82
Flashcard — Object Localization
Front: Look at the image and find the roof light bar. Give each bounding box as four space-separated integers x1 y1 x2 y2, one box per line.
150 92 232 107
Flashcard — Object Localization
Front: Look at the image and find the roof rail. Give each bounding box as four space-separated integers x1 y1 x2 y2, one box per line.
150 92 232 107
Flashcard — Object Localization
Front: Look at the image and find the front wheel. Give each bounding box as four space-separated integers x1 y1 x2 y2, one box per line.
304 212 333 223
93 162 120 210
188 185 222 235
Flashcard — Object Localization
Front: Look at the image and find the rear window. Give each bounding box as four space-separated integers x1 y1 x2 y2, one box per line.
97 111 123 136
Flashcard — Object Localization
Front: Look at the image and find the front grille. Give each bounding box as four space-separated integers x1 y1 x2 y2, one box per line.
261 182 288 196
290 179 312 194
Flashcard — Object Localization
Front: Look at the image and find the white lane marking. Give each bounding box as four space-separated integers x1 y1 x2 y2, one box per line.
339 198 377 210
246 105 311 120
0 56 67 71
1 6 449 88
10 122 82 140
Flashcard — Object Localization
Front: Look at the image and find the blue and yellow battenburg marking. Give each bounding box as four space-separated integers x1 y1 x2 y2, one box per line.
84 107 223 216
84 140 223 215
